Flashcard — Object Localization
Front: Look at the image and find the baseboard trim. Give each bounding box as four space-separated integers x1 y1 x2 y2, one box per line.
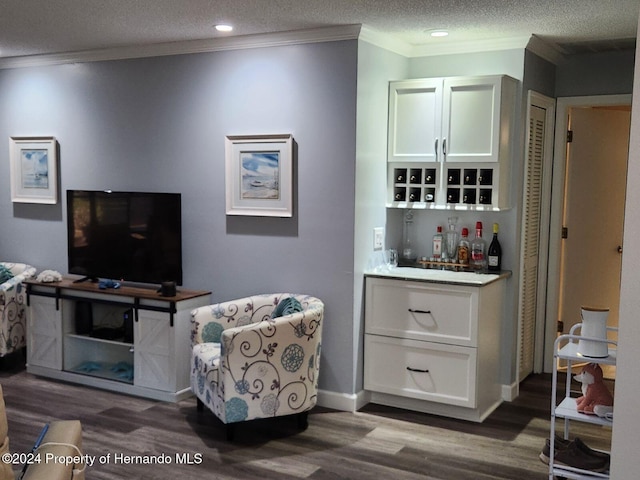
317 389 369 412
318 385 518 412
502 382 518 402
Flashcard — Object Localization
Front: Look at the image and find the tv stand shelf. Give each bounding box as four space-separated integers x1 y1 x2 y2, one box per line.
25 278 211 402
25 279 206 324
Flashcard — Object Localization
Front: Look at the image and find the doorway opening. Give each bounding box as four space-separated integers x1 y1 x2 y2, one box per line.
543 95 631 376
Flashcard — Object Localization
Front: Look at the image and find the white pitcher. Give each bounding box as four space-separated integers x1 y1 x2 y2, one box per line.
577 306 610 358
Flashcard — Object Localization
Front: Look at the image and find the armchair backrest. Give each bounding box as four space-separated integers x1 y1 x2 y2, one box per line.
0 262 36 291
0 263 34 356
190 293 321 346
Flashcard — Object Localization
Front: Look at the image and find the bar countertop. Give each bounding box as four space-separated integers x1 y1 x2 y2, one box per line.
365 267 511 286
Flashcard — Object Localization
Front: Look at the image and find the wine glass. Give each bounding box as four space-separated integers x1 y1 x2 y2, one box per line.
386 248 398 269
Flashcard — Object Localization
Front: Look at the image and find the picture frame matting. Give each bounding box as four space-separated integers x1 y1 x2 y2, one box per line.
9 136 58 204
225 134 293 217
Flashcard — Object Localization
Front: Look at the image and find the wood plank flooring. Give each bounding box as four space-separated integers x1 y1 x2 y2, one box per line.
0 357 613 479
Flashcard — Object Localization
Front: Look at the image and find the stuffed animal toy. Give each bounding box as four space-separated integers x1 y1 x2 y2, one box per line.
573 363 614 416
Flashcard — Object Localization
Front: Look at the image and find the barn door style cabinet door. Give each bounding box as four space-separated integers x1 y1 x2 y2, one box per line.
27 295 63 370
387 75 517 210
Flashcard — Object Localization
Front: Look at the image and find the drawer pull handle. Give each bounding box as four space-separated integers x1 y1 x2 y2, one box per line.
408 308 431 314
406 367 430 373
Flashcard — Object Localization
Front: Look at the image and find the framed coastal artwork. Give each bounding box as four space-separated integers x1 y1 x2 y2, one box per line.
225 134 293 217
9 136 58 204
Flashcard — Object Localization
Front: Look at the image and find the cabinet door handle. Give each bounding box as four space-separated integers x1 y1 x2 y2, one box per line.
434 138 439 160
442 138 447 157
406 367 430 373
408 308 431 314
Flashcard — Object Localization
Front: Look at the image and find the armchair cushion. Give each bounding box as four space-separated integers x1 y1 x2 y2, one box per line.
0 385 84 480
191 293 323 426
271 296 303 318
0 267 12 285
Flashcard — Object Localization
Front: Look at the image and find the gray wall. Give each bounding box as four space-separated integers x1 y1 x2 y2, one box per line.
556 49 636 97
0 40 358 396
523 50 556 98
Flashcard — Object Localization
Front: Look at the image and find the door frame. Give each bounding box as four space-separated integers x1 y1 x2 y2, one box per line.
543 94 631 372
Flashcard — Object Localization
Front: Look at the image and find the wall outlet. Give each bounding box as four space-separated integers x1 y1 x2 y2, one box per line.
373 227 384 251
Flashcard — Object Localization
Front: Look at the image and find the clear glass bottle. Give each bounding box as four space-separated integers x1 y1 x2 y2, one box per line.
457 227 470 266
445 216 459 263
401 210 417 265
471 221 487 270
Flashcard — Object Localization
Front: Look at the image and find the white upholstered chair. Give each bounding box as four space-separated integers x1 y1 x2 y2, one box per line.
0 262 36 358
190 293 323 440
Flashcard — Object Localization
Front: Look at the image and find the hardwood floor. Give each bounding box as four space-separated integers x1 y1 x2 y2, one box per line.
0 357 612 479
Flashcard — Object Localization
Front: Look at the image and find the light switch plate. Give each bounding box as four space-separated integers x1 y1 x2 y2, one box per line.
373 227 384 251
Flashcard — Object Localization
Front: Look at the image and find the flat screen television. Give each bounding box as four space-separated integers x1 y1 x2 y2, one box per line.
67 190 183 286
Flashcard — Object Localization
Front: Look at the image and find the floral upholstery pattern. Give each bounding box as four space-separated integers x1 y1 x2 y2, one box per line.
190 293 323 425
0 262 36 357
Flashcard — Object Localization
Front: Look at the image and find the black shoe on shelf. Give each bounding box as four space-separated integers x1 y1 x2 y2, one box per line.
539 435 570 464
574 437 610 463
539 435 609 473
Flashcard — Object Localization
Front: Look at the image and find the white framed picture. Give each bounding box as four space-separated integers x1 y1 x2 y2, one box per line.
9 136 58 204
225 134 293 217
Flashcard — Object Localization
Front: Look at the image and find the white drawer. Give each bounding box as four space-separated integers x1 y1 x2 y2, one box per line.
365 277 478 346
364 334 477 408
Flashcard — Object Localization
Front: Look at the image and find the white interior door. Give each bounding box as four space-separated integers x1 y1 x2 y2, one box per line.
559 107 630 338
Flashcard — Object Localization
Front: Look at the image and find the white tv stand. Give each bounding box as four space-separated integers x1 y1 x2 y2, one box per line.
25 278 211 402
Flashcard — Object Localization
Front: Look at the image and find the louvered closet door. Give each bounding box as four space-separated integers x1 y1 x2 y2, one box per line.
519 104 546 382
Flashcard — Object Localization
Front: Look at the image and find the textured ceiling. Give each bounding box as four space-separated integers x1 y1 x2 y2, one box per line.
0 0 638 59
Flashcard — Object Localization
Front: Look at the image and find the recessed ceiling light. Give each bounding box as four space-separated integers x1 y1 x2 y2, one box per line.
215 24 233 33
430 30 449 38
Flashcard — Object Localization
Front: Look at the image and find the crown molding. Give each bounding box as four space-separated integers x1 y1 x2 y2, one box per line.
358 26 413 57
526 34 565 65
359 28 535 58
0 23 566 70
0 24 362 70
409 35 532 57
359 28 567 66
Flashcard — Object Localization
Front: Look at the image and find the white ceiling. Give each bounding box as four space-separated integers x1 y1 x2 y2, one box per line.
0 0 638 60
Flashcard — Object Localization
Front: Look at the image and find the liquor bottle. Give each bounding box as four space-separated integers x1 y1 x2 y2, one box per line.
457 227 470 265
470 221 487 270
487 223 502 272
432 226 443 260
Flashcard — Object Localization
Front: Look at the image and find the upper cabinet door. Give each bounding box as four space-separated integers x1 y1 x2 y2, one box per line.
442 76 502 163
388 78 443 163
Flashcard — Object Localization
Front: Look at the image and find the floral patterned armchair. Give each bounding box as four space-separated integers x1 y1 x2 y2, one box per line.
190 293 323 440
0 262 36 358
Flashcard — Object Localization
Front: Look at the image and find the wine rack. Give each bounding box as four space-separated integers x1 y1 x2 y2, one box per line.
391 166 438 203
388 163 499 209
445 167 495 206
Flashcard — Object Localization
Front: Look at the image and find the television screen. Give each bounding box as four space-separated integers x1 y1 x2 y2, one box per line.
67 190 183 285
